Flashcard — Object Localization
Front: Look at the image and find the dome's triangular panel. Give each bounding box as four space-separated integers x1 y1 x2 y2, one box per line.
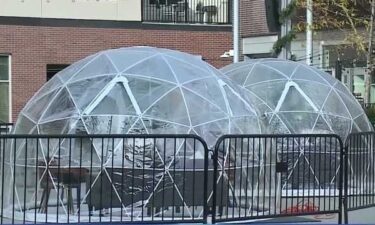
311 115 332 133
182 88 227 126
322 92 351 118
292 65 329 85
279 86 316 112
13 114 36 134
143 88 190 126
106 49 156 72
71 54 118 82
322 114 352 139
123 55 177 83
90 82 136 115
145 119 190 134
38 117 79 135
183 77 228 113
128 118 148 134
193 119 229 146
268 115 290 134
294 81 331 109
165 56 211 84
231 117 261 134
222 85 256 117
83 115 138 134
40 88 79 122
353 114 372 132
23 88 61 122
224 64 254 86
244 64 287 86
67 74 116 111
126 77 175 112
38 118 80 157
57 54 98 82
32 75 63 100
338 91 364 118
278 112 318 133
247 81 287 110
262 61 298 77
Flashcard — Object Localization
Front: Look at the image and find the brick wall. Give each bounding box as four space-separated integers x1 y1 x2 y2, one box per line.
240 0 270 37
0 25 232 121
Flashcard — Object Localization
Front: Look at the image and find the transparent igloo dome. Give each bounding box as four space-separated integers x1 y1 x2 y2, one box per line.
5 47 264 222
221 59 373 140
15 46 262 143
222 59 373 199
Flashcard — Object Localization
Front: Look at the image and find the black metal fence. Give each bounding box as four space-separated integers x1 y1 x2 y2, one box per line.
1 131 375 224
0 134 209 224
212 134 344 223
344 132 375 223
142 0 232 24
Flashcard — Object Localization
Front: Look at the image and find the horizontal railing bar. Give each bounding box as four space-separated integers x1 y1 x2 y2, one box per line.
0 133 205 141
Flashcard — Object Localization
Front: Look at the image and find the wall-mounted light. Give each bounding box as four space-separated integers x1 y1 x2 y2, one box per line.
220 50 234 58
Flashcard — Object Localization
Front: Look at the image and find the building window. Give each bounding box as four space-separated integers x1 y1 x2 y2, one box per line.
0 55 10 123
47 64 69 81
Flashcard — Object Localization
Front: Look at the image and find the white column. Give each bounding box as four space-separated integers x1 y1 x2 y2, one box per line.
233 0 240 63
306 0 313 65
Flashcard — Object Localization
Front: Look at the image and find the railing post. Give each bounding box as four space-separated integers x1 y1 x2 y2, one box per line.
342 138 349 224
338 138 346 224
211 147 218 224
203 147 208 223
184 0 188 23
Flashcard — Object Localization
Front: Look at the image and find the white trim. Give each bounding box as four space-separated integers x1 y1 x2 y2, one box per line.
8 55 12 123
119 77 142 115
275 81 319 113
217 79 233 117
0 54 12 123
83 76 142 115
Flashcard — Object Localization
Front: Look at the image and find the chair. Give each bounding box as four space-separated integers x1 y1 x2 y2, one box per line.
163 1 188 22
38 159 88 214
38 159 62 213
60 168 89 214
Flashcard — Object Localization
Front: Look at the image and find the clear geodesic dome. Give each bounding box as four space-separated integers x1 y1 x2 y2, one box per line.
222 59 373 195
4 47 264 222
221 59 373 139
16 46 262 143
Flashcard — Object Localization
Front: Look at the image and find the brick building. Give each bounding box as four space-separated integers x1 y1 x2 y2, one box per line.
0 0 275 123
240 0 279 58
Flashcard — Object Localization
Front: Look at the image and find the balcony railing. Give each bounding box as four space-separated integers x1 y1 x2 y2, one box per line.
0 123 12 135
142 0 232 24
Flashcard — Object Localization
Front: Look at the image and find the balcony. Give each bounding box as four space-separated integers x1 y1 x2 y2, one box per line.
142 0 232 25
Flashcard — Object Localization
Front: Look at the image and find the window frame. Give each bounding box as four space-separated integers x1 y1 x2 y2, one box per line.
0 54 12 123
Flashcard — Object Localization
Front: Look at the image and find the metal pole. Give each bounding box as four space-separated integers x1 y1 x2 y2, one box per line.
306 0 313 65
279 0 291 60
365 0 375 103
233 0 240 63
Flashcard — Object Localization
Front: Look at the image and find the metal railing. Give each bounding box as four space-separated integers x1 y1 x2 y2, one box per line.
142 0 232 24
2 131 375 224
363 103 375 109
212 134 344 224
344 132 375 223
0 134 209 224
0 123 12 135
